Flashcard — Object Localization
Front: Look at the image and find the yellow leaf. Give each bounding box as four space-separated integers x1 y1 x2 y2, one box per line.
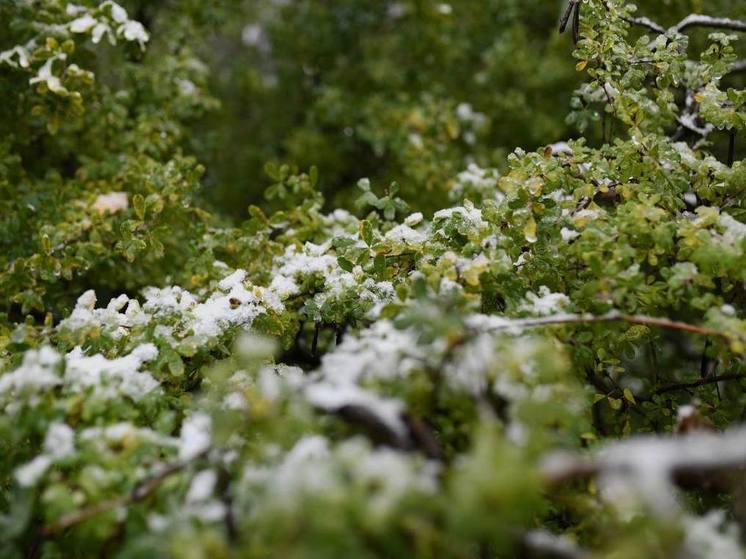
523 217 537 243
608 397 622 410
576 60 588 71
623 388 636 405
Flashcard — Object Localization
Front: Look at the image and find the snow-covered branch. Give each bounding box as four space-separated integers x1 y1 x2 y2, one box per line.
479 311 732 342
674 14 746 33
624 12 746 35
542 426 746 514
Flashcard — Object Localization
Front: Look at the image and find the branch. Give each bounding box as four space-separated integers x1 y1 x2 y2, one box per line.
541 426 746 514
622 15 664 34
730 59 746 74
655 373 745 395
675 14 746 33
41 449 208 536
481 311 733 341
521 529 590 559
623 13 746 35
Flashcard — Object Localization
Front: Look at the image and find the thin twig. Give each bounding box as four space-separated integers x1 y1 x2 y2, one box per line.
730 59 746 74
481 311 732 341
622 15 664 34
728 129 736 167
559 0 579 34
542 425 746 486
623 13 746 35
41 449 209 536
675 14 746 33
655 373 744 395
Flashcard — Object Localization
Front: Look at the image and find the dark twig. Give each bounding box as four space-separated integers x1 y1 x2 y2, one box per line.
730 60 746 74
675 14 746 33
728 129 736 167
41 449 209 536
481 311 734 342
559 0 579 34
311 322 320 357
622 15 664 34
520 529 590 559
542 426 746 487
572 1 581 44
623 13 746 35
655 373 744 395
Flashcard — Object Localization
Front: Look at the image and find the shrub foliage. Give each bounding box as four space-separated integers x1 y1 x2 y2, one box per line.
0 1 745 558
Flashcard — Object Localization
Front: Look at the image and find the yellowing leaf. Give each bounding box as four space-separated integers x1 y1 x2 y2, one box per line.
608 397 623 410
523 217 537 243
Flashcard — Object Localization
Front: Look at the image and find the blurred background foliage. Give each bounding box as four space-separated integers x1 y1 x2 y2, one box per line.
114 0 745 218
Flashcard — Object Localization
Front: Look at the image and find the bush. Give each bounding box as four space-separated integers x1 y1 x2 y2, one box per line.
0 1 745 558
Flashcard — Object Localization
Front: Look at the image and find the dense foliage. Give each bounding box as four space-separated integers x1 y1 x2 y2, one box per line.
0 1 745 558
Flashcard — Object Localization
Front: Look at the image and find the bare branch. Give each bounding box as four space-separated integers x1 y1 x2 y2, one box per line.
730 59 746 74
542 426 746 514
655 373 745 395
675 14 746 33
559 0 579 34
521 529 590 559
623 13 746 35
481 311 733 342
41 449 209 536
622 15 664 34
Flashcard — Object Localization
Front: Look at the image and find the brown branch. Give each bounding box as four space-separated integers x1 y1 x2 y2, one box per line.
542 426 746 488
730 59 746 74
559 0 579 34
520 529 590 559
675 14 746 33
41 449 209 536
655 373 745 395
482 311 732 341
623 13 746 35
622 15 664 34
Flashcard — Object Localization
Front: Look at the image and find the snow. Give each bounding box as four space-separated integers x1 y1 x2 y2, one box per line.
434 204 488 231
0 345 62 402
186 469 217 503
93 191 128 214
719 213 746 244
520 286 571 316
0 46 30 68
385 224 427 245
683 511 743 559
545 426 746 516
64 344 160 400
306 383 408 439
119 20 149 47
179 413 211 460
44 422 75 459
15 455 52 487
30 54 67 94
190 279 265 339
316 320 424 384
70 14 97 33
405 212 424 227
560 227 580 242
218 269 247 291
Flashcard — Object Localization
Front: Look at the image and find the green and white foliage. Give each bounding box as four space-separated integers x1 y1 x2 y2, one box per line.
0 1 745 558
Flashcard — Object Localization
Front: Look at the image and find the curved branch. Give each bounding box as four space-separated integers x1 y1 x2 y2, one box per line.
482 311 733 342
41 449 209 536
542 425 746 488
655 373 745 395
622 15 664 34
623 13 746 35
730 59 746 74
675 14 746 33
